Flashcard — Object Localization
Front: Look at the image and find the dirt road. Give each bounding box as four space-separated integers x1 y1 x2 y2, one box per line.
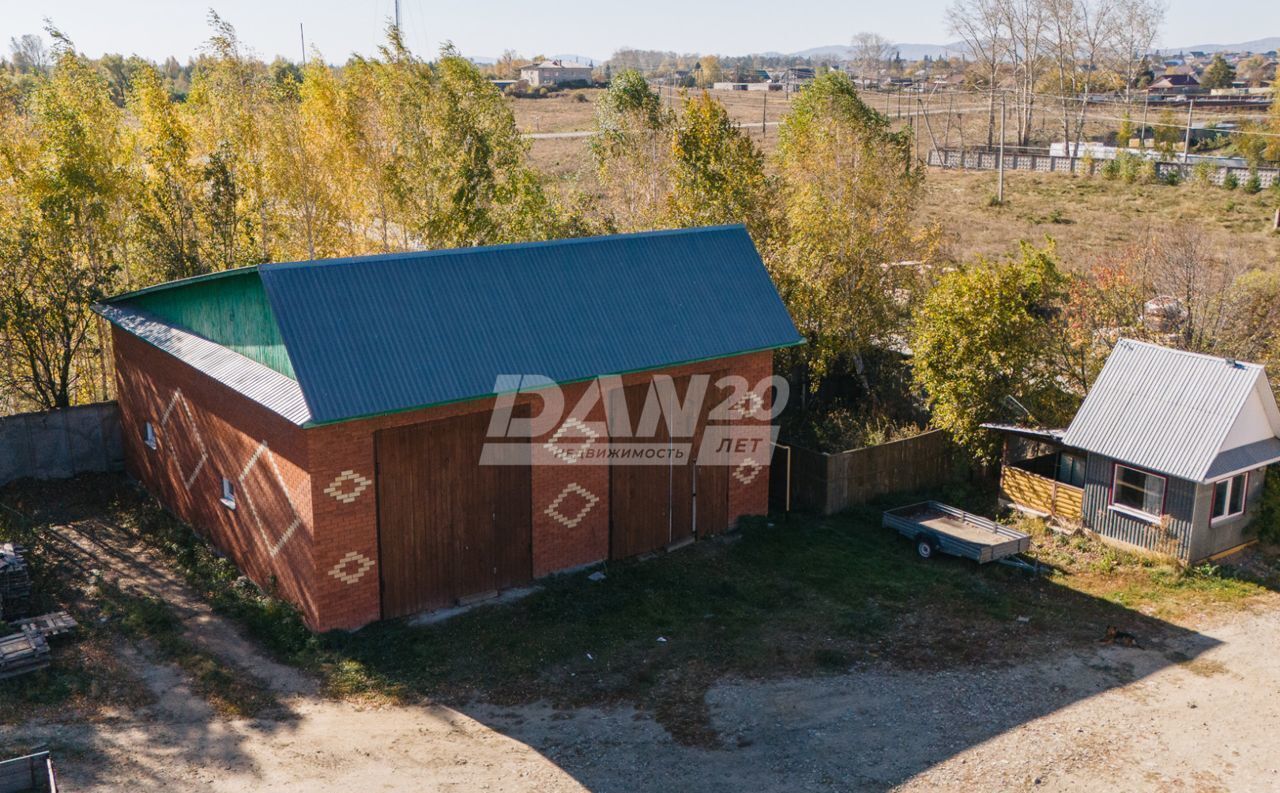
4 521 1278 791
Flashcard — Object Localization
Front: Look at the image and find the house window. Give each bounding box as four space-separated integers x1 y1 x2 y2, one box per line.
1211 473 1247 521
1056 452 1086 488
143 421 157 450
1111 464 1165 519
220 478 236 510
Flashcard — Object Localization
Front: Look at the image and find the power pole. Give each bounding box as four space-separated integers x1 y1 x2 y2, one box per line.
1182 98 1194 164
394 0 401 29
299 23 306 66
1140 93 1149 149
761 88 768 140
998 92 1006 204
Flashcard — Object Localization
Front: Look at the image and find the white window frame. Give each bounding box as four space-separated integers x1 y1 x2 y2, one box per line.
1109 463 1166 523
143 421 157 450
220 477 237 510
1210 472 1248 523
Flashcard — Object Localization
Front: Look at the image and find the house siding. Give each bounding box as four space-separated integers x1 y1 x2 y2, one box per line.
1187 467 1266 561
1080 453 1198 559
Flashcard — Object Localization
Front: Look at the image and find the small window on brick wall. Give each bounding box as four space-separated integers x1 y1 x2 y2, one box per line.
220 478 237 510
144 421 157 450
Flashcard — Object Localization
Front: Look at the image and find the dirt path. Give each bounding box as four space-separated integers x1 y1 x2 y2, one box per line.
4 519 1279 791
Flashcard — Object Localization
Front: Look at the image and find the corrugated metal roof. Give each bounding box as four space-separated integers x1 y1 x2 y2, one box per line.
1203 437 1280 480
1061 339 1275 482
101 226 801 427
258 225 802 424
97 304 312 425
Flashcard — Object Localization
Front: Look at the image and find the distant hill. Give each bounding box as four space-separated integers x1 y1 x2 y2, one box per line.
1158 37 1280 55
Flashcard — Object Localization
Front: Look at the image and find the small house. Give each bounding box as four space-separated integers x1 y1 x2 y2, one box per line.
989 340 1280 562
94 227 802 631
1148 73 1201 94
519 59 593 87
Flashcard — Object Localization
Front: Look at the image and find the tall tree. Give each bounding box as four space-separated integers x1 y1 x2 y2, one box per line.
591 69 674 231
1200 54 1236 90
0 31 124 409
947 0 1005 148
910 242 1074 457
770 71 936 391
128 64 202 281
665 91 769 236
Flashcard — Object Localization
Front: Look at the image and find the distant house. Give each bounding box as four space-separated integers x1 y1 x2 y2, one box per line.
988 340 1280 562
1148 73 1201 94
519 59 593 88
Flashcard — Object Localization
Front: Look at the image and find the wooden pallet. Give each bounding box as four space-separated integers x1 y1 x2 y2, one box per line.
0 627 50 681
10 612 77 640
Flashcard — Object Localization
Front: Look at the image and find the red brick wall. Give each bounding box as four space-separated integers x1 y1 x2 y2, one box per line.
112 328 318 625
116 327 775 633
306 350 776 631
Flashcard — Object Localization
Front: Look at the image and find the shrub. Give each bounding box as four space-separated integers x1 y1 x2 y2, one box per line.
1162 167 1182 186
1243 171 1262 194
1223 172 1239 190
1192 161 1216 187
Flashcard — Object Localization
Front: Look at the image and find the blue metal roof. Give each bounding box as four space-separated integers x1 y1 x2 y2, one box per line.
249 225 801 425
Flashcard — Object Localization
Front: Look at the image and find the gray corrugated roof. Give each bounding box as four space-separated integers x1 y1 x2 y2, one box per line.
1203 437 1280 480
1061 339 1272 482
97 304 312 425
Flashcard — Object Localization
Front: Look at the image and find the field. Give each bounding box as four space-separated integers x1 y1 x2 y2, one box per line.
513 88 1280 267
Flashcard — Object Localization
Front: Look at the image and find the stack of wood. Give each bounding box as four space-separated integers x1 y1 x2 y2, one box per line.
0 626 51 681
0 544 32 619
11 612 78 640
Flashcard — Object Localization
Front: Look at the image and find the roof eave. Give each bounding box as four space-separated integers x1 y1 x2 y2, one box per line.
300 339 804 428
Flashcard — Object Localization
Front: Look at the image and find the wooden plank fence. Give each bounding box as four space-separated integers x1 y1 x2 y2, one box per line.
927 148 1278 189
771 429 962 515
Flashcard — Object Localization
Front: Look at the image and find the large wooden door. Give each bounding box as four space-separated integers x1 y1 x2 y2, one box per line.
608 381 672 559
376 409 531 618
608 373 731 559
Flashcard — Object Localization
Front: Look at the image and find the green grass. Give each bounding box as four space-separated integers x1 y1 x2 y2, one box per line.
94 582 280 719
5 474 1276 745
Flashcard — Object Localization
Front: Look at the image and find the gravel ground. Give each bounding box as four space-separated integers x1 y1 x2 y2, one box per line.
4 518 1278 791
2 598 1276 791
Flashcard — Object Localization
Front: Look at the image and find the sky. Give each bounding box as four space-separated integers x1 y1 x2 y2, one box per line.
5 0 1279 64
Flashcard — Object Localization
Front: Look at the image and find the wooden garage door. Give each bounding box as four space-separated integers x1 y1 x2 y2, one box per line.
375 409 531 618
608 373 730 560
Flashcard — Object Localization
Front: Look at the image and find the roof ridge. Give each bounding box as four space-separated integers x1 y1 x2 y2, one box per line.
257 225 748 274
1116 337 1264 369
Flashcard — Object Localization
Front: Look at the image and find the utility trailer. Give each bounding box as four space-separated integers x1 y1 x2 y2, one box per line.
882 501 1032 565
0 750 57 793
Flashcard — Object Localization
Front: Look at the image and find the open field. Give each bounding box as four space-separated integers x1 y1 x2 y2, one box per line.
514 87 1280 266
922 168 1280 265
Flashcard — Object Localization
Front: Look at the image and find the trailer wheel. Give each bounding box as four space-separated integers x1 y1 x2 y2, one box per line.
915 534 937 559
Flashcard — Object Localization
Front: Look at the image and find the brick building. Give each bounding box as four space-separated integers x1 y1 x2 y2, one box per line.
95 226 802 631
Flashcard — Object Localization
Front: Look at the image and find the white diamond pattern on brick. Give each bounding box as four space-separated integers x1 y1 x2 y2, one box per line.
324 469 372 504
239 441 303 558
733 457 763 485
159 389 208 490
729 392 766 421
544 483 600 529
328 551 376 585
543 417 600 464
